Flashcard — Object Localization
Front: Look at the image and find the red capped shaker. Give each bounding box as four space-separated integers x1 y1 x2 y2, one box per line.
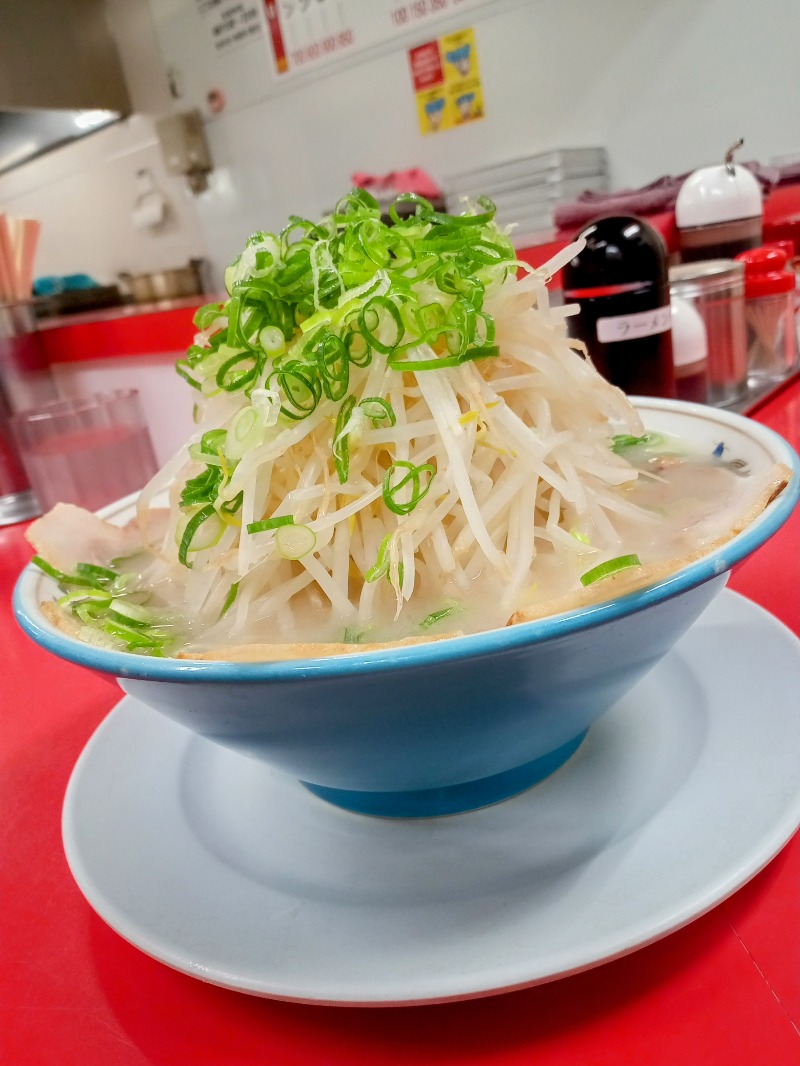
735 244 799 383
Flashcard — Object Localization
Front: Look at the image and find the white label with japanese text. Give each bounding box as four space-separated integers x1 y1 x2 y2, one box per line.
195 0 264 54
596 305 671 344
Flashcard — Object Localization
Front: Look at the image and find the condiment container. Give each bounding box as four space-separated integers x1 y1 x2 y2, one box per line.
669 296 708 404
563 215 675 398
668 260 748 407
0 382 39 525
118 259 207 303
735 245 799 385
675 140 762 264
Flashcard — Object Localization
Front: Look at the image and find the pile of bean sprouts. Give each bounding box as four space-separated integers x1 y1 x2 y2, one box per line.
133 190 648 646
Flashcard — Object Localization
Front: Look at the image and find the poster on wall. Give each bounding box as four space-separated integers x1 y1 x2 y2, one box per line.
264 0 495 79
410 27 484 135
149 0 516 119
194 0 265 53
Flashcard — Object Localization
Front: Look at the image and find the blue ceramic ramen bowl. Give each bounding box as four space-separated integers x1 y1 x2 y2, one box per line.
14 399 800 818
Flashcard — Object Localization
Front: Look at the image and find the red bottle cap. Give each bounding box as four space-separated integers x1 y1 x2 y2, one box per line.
768 238 795 261
735 245 795 298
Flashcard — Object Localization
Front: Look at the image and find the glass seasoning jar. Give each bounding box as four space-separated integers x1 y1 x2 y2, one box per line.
562 215 675 398
675 140 763 264
668 260 748 407
670 296 708 404
734 245 799 385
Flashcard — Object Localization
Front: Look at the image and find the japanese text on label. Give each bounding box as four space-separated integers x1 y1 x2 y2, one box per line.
596 306 672 344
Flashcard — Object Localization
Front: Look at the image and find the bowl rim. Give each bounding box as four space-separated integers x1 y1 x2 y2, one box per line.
13 397 800 682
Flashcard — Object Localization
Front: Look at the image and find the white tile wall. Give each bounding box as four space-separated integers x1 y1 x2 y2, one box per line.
2 0 798 293
51 354 196 465
0 114 209 284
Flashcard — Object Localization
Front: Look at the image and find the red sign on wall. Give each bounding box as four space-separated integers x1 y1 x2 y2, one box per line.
408 41 444 92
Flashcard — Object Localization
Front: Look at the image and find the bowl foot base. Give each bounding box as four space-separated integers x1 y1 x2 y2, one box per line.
301 730 588 818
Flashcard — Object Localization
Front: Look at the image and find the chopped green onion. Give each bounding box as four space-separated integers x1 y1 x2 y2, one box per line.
580 554 642 587
57 588 113 608
570 530 591 545
103 619 164 649
358 296 404 355
388 352 462 372
311 332 350 401
333 394 357 484
275 523 316 560
388 193 434 225
225 405 267 462
31 555 95 587
382 461 436 516
219 491 243 515
180 465 223 508
175 360 203 391
268 363 321 420
246 515 295 534
108 599 153 627
174 188 518 483
420 606 458 628
178 505 219 567
75 602 107 625
216 350 260 392
75 562 118 585
610 433 664 454
193 302 225 330
200 429 227 454
259 325 286 356
188 444 224 466
358 396 396 426
220 581 240 617
364 533 393 582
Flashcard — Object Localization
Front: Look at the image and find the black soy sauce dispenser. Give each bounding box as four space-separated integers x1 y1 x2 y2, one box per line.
562 215 676 398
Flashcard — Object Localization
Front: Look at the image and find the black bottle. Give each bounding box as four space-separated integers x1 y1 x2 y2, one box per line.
562 215 675 398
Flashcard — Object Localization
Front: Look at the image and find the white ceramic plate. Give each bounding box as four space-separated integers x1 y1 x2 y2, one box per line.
62 590 800 1006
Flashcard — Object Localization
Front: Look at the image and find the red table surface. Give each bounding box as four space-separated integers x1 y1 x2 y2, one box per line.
1 386 799 1066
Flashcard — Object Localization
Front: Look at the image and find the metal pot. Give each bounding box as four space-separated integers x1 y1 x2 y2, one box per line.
118 259 207 303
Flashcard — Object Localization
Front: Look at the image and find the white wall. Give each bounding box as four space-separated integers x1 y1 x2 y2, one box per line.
0 0 797 288
0 114 208 283
178 0 800 281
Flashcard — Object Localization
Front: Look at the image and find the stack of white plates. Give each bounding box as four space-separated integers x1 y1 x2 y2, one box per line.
444 148 609 247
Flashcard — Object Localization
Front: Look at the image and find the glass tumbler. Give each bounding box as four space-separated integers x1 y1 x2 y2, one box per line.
11 389 158 513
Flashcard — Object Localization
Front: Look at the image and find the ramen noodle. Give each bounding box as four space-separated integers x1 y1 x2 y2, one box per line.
27 192 791 658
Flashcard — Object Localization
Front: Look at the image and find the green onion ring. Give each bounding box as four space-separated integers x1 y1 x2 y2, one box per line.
358 296 404 355
580 554 642 587
333 394 357 484
358 396 396 426
382 460 436 515
247 515 295 534
178 505 216 568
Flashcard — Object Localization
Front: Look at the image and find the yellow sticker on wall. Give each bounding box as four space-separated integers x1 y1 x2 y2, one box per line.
409 27 484 136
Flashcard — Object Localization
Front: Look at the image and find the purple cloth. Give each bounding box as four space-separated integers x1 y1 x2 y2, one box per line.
553 162 783 232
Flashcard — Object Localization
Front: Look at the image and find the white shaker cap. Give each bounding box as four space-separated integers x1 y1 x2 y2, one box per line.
675 140 762 228
670 296 708 367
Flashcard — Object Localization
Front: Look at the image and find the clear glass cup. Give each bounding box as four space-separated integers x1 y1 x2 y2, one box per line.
11 389 158 513
0 382 40 525
744 291 799 385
